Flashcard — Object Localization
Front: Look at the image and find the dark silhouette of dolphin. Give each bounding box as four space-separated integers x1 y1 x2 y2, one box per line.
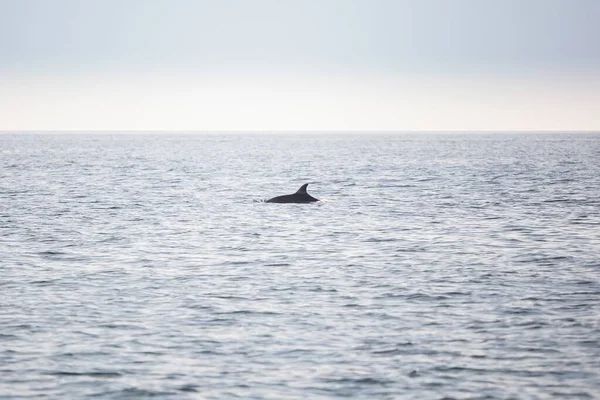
266 183 319 203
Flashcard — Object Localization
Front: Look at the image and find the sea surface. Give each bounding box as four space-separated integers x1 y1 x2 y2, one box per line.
1 132 599 399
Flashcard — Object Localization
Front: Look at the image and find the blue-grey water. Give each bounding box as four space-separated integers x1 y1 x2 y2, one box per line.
1 133 599 399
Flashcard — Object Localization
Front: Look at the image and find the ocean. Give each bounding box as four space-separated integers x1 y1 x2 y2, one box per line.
1 132 599 399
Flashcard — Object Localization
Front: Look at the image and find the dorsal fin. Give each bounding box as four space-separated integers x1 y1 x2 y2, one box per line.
296 183 309 194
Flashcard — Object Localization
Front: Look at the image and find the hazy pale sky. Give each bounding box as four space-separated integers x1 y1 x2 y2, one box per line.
1 0 599 131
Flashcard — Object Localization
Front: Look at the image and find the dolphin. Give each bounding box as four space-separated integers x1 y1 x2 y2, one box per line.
266 183 319 203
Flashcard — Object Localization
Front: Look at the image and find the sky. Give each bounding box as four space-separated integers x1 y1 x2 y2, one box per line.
1 0 599 131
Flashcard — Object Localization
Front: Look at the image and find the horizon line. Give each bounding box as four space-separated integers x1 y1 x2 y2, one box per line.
1 130 600 134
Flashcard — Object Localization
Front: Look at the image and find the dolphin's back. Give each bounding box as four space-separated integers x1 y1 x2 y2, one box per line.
267 194 315 203
266 183 319 203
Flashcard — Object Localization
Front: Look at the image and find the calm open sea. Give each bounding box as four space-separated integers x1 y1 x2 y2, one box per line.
1 132 599 399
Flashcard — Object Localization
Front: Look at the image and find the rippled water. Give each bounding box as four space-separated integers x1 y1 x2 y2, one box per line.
1 132 599 399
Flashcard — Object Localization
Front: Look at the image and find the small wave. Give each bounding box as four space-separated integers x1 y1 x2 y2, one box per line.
38 251 65 256
308 286 337 292
44 370 123 378
211 295 250 300
177 384 199 392
542 198 584 204
406 293 451 301
98 323 144 330
0 334 19 340
206 318 235 325
571 221 600 226
371 344 413 356
364 237 397 243
29 279 58 285
378 184 415 188
92 387 177 398
219 310 281 316
502 307 538 315
321 376 395 385
513 255 571 265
